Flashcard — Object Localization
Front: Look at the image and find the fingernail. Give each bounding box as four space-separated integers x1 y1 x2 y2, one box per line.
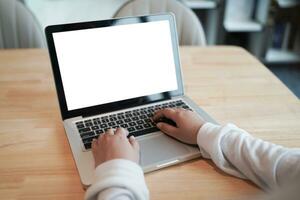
129 135 135 140
156 123 161 128
125 129 129 135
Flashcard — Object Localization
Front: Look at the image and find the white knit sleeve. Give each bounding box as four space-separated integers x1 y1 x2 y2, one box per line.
197 122 300 191
85 159 149 200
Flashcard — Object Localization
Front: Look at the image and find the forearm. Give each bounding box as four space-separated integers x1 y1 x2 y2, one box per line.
85 159 149 200
197 123 300 190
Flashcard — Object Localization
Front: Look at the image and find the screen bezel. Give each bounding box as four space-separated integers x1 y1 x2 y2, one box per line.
45 13 184 120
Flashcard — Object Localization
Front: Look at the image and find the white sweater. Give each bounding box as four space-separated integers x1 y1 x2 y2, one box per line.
85 123 300 200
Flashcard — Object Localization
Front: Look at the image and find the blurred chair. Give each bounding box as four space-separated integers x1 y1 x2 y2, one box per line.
113 0 206 46
0 0 45 48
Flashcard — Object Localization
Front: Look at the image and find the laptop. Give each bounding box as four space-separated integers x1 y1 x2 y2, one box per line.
45 13 217 187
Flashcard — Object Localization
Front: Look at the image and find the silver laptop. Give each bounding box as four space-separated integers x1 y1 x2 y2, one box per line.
45 13 216 187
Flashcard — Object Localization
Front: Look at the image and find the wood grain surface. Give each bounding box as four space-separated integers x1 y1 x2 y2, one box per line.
0 46 299 200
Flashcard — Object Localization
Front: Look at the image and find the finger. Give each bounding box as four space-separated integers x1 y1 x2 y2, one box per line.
99 132 105 139
115 127 128 137
92 138 98 151
106 128 115 136
129 135 139 151
97 134 103 144
97 133 105 143
153 108 176 121
153 108 174 120
177 107 185 112
157 122 179 138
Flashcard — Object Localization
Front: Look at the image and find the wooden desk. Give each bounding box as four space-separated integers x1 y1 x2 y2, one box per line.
0 47 299 200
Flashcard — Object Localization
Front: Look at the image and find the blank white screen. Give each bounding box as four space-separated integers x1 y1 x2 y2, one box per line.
53 20 178 111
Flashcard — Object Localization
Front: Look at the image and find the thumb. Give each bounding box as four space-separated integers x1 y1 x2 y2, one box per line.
129 135 139 151
157 122 178 138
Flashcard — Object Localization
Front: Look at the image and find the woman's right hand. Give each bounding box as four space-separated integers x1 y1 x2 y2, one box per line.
153 108 205 145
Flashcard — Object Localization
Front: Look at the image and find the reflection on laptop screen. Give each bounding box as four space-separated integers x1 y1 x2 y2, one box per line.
53 20 178 111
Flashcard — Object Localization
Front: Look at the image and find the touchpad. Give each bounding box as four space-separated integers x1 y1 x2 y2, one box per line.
138 133 191 166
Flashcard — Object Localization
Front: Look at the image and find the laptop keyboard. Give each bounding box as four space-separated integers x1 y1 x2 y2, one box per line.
75 100 192 150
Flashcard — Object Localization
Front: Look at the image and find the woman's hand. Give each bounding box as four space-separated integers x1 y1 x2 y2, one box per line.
92 128 139 167
153 108 205 145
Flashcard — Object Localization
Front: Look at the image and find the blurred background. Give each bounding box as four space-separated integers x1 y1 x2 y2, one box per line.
1 0 300 97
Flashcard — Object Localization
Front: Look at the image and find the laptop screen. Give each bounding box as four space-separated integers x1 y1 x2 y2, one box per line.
53 20 178 111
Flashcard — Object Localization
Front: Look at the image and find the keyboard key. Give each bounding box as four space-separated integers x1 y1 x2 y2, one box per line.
93 121 100 125
95 130 104 135
140 115 147 119
78 127 91 134
144 118 152 123
109 117 117 121
91 125 99 130
124 118 131 123
130 127 159 137
84 119 92 123
135 125 143 130
101 118 109 123
182 105 189 109
132 116 138 121
108 122 116 126
120 124 128 128
82 137 95 144
137 120 143 125
85 122 93 127
117 115 125 119
100 124 108 128
129 122 136 126
81 131 95 139
76 121 83 125
84 143 91 149
125 113 132 118
116 120 124 124
76 124 84 129
128 127 135 132
150 108 155 112
143 123 151 128
176 102 184 106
